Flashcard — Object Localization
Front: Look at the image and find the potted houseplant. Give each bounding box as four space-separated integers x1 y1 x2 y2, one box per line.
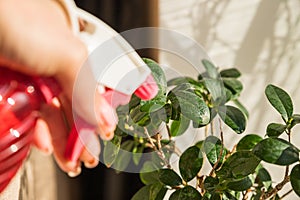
102 58 300 200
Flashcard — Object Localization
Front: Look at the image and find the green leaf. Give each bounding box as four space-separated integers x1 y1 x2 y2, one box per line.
252 138 299 166
265 84 293 121
232 99 249 119
140 95 166 113
170 115 190 137
226 175 253 191
179 146 203 182
203 136 227 169
131 182 167 200
290 114 300 128
220 68 241 78
128 94 141 111
202 59 219 79
158 169 182 187
132 145 144 165
203 78 226 105
222 191 238 200
203 176 219 192
168 90 210 125
103 136 122 167
195 140 204 150
143 58 167 96
169 186 202 200
291 164 300 197
167 77 201 87
217 151 260 179
236 134 263 151
256 167 272 189
222 78 243 96
266 123 287 137
130 105 151 126
140 161 160 185
113 140 135 172
219 105 246 134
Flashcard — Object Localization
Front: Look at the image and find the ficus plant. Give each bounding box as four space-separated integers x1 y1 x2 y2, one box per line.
102 58 300 200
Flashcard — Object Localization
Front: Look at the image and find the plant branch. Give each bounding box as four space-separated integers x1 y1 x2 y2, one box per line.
280 189 293 199
166 124 172 140
210 120 214 136
144 128 170 168
209 122 224 176
262 175 290 199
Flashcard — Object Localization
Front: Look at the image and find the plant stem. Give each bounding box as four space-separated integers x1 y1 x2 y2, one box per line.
144 128 170 168
262 175 290 199
262 129 293 199
205 125 208 137
209 130 224 176
210 120 214 136
166 124 172 140
280 189 293 199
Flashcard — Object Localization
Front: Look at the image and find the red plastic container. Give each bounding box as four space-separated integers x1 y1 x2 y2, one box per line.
0 67 60 192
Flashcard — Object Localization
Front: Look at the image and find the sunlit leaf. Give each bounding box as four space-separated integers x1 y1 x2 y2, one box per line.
256 167 272 189
291 164 300 197
179 146 203 182
170 115 190 137
140 95 166 113
204 78 226 105
103 136 122 167
169 186 202 200
232 99 249 119
130 105 151 126
226 175 253 191
217 151 260 179
252 138 299 166
140 161 160 185
168 90 210 125
220 68 241 78
202 59 219 79
113 140 135 172
265 84 293 121
222 78 243 96
290 114 300 128
131 182 167 200
167 77 201 87
203 136 227 169
132 145 144 165
204 176 219 192
219 105 246 134
236 134 263 151
266 123 287 137
143 58 167 96
158 169 182 187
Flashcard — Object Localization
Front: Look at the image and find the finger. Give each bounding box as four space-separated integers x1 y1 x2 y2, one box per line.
95 92 117 141
79 132 101 169
32 118 53 155
57 94 73 129
40 103 81 175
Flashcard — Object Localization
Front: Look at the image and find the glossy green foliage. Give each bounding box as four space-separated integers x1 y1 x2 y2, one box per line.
252 138 299 166
110 59 300 200
179 146 203 182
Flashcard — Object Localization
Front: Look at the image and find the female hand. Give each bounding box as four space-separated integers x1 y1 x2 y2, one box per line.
0 0 116 176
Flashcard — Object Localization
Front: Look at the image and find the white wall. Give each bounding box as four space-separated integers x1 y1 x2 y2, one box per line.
160 0 300 199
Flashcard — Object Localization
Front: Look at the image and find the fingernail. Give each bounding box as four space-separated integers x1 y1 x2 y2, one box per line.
67 166 82 178
84 131 101 158
84 158 98 168
98 99 117 128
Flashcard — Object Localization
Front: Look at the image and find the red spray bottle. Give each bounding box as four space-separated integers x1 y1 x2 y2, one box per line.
0 67 61 192
0 0 158 193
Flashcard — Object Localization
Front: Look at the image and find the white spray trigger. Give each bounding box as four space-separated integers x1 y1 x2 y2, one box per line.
60 0 151 95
